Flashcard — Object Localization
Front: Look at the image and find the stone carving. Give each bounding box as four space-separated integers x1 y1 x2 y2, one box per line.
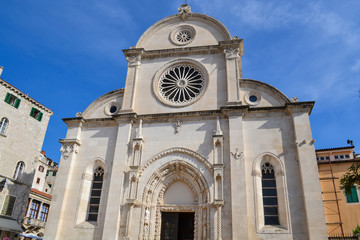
76 112 82 117
178 4 191 14
59 139 80 160
251 170 261 177
230 148 243 160
291 97 299 102
175 120 182 133
178 4 191 21
224 47 240 59
126 54 141 66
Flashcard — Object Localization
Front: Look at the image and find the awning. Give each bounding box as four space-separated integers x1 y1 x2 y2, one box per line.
0 216 22 233
19 233 43 240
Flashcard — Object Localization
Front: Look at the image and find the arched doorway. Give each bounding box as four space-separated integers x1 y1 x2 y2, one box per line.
139 161 211 240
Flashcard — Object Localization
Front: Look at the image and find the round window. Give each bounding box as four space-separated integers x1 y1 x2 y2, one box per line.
244 91 261 106
109 106 117 113
249 95 258 102
170 25 196 46
159 64 204 105
153 60 209 108
104 102 120 116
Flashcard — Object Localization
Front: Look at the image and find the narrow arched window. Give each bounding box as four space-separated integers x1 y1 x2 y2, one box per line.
87 167 104 221
0 117 9 135
13 161 25 181
262 162 279 225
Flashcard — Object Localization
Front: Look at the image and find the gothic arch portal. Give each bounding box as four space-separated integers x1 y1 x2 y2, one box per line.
139 160 212 240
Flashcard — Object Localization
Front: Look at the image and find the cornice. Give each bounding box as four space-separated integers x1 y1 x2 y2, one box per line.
62 102 315 124
0 78 53 114
286 101 315 115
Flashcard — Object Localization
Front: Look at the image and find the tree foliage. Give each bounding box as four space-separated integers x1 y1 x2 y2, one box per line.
340 162 360 194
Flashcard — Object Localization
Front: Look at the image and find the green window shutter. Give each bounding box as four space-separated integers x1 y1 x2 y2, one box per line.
14 98 21 109
346 186 359 203
4 93 10 103
38 112 43 121
53 171 57 176
30 107 35 117
46 171 49 176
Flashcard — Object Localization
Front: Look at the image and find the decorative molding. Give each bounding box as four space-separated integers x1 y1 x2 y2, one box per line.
59 139 81 160
224 47 240 59
126 54 141 67
140 147 213 174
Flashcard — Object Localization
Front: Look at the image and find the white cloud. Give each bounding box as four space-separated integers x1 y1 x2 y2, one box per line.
194 0 360 49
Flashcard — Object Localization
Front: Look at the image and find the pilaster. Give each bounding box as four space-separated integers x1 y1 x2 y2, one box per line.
288 104 328 240
225 110 248 239
101 115 135 240
121 48 144 112
219 40 244 105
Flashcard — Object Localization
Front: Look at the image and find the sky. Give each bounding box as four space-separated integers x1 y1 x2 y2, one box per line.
0 0 359 163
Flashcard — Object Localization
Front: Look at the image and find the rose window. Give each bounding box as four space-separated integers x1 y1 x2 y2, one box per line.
176 30 192 43
159 64 204 105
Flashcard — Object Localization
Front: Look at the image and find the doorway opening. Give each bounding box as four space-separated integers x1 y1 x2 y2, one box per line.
160 212 194 240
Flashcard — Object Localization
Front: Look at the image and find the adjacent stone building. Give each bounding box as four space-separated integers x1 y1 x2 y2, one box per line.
21 151 58 239
0 68 53 239
45 5 328 240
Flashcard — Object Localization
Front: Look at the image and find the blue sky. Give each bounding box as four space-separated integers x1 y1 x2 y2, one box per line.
1 0 359 162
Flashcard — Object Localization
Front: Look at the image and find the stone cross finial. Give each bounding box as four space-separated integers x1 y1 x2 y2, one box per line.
178 4 191 14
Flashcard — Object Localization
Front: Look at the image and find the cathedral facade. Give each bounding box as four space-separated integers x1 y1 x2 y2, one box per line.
45 5 328 240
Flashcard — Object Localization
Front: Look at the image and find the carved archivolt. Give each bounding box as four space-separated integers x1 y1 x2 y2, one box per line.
138 160 211 240
140 147 213 174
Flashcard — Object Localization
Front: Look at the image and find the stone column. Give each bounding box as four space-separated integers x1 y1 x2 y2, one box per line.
225 109 249 239
121 48 144 112
219 40 244 105
101 114 135 240
288 103 328 240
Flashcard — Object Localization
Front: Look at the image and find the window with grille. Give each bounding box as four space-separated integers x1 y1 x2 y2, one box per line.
28 199 41 219
87 167 104 222
13 161 25 181
39 203 50 222
0 117 9 135
262 162 279 225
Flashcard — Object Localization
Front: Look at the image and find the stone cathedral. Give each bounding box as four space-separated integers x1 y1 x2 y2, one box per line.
45 4 328 240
